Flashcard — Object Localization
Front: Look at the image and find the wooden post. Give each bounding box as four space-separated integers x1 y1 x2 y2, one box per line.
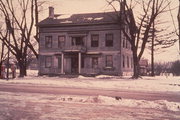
61 53 64 74
78 52 81 74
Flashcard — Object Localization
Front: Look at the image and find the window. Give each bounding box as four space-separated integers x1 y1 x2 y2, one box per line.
123 55 125 68
131 57 133 68
91 34 99 47
45 56 52 68
72 37 84 46
127 56 129 68
45 36 52 48
123 37 126 48
92 57 98 68
126 39 128 48
58 36 65 48
105 34 113 47
106 55 113 67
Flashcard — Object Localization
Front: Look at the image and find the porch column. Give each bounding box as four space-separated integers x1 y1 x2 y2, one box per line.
61 53 64 74
78 52 81 74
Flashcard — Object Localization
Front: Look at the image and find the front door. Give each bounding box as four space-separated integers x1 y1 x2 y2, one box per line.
71 55 78 74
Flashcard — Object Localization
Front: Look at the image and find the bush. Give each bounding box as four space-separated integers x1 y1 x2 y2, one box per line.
171 60 180 76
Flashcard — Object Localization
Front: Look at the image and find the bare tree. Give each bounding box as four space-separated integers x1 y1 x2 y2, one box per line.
146 19 177 76
34 0 47 43
107 0 170 78
178 0 180 52
0 42 7 77
0 0 37 77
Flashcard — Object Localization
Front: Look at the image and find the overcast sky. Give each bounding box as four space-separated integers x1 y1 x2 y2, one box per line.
40 0 180 62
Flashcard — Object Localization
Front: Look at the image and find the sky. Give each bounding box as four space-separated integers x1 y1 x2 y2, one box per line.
40 0 180 62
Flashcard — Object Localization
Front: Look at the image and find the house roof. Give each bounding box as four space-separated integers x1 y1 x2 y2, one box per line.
38 12 119 27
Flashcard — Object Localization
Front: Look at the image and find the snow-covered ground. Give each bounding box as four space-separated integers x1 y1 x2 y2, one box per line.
0 91 179 120
0 70 180 119
0 70 179 93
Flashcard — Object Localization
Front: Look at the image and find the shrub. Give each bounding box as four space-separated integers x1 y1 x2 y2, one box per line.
171 60 180 76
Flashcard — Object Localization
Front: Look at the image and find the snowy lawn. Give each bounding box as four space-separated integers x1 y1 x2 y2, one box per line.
0 70 179 93
0 70 180 119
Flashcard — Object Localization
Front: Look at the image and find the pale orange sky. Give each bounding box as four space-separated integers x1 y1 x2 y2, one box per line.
40 0 179 62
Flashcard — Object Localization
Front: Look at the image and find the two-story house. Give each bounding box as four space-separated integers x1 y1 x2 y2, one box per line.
37 7 133 76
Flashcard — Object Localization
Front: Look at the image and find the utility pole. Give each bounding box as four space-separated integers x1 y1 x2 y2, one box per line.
151 0 155 76
178 0 180 53
151 20 155 76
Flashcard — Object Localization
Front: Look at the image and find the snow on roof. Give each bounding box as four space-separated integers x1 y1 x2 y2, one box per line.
38 12 118 26
84 17 93 21
94 17 104 20
60 20 73 23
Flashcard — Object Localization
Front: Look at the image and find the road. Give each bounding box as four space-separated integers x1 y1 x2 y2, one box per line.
0 83 180 120
0 83 179 102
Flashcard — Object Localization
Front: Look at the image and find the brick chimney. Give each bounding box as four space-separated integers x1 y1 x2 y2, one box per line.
49 7 54 19
120 1 125 12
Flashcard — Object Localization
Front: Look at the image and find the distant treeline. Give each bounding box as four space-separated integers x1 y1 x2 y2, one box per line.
148 60 180 76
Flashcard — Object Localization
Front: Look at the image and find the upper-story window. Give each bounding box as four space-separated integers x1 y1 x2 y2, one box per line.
58 36 65 48
105 34 113 47
45 36 52 48
72 37 84 46
106 55 113 68
91 34 99 47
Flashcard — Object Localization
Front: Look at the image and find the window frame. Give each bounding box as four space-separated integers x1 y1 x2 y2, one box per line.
57 56 61 69
127 56 129 68
92 57 98 68
45 36 52 48
123 55 125 68
91 34 99 47
58 36 65 48
105 33 113 47
72 36 84 46
45 56 52 68
131 57 133 68
105 55 113 68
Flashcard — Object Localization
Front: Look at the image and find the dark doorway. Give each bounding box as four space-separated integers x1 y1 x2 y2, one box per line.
71 54 78 74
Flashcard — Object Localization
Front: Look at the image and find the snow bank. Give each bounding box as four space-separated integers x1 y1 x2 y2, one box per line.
1 91 179 112
82 96 180 112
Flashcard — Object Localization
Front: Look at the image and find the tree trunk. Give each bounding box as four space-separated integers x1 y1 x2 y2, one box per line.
18 59 27 77
132 49 140 78
0 43 4 76
35 0 39 43
0 62 2 76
